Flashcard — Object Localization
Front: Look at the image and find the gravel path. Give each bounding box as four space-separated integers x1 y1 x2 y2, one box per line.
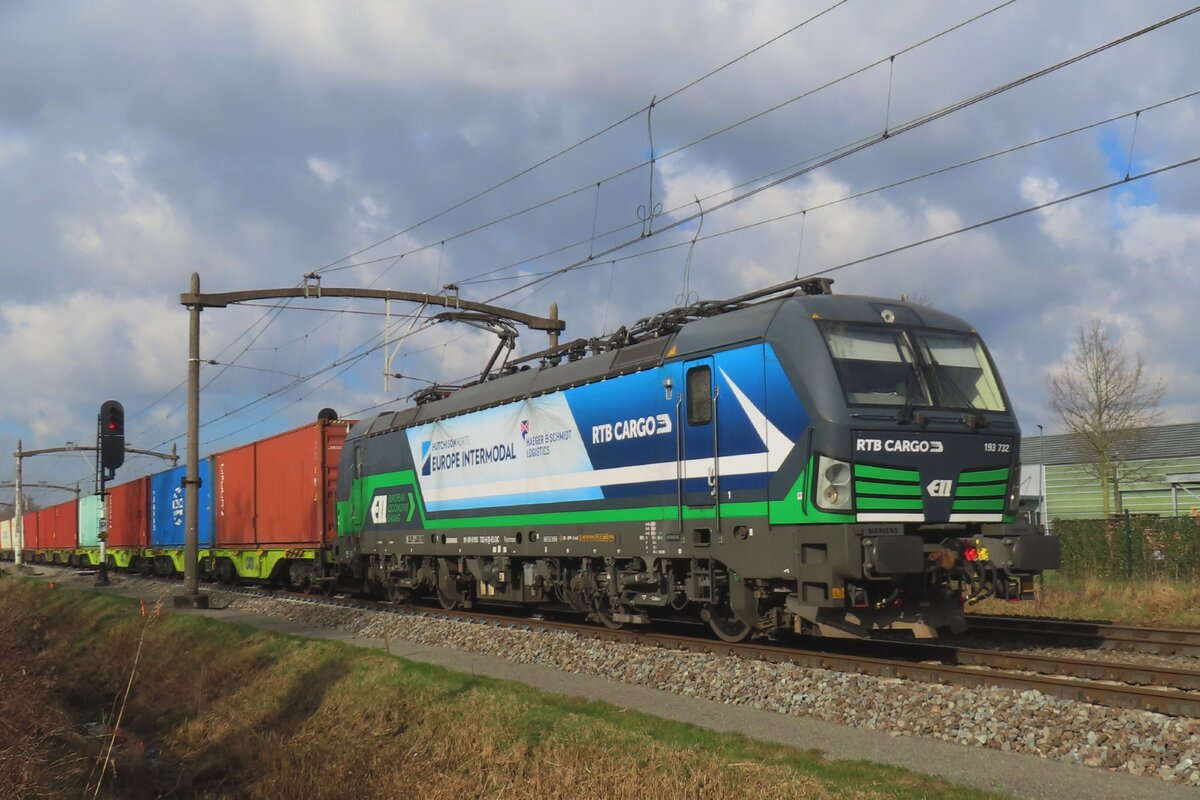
205 590 1200 787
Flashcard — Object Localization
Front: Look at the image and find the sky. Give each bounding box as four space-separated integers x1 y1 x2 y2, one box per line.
2 0 1198 504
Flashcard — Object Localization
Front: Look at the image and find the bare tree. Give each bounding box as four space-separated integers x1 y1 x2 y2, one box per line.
1047 318 1166 518
900 289 935 307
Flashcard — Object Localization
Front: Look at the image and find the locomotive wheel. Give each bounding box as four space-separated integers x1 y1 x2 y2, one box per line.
706 605 753 643
592 597 625 630
437 586 460 610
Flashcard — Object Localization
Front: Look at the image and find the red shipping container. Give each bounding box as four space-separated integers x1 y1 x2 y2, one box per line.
22 509 41 550
106 477 151 548
214 419 352 547
214 438 257 546
44 499 79 549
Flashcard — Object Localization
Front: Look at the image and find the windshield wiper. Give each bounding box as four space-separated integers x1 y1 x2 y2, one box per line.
924 355 971 405
924 355 988 428
893 364 929 426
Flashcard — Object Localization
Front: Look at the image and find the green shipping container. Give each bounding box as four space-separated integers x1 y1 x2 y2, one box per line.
79 495 102 547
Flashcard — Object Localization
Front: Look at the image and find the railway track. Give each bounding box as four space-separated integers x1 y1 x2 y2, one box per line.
966 614 1200 658
39 568 1200 719
212 581 1200 719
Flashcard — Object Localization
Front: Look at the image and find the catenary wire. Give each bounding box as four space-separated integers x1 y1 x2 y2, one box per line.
801 154 1200 281
483 5 1200 304
316 0 1017 279
462 88 1200 285
310 0 854 276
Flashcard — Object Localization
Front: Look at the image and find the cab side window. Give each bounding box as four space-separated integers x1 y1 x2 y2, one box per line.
687 366 712 425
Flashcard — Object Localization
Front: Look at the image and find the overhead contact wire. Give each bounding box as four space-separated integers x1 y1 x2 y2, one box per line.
310 0 853 275
318 0 1017 282
484 6 1200 303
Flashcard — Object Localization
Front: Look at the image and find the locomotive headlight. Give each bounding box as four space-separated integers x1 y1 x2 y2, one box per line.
1005 463 1021 514
823 461 850 485
816 456 853 511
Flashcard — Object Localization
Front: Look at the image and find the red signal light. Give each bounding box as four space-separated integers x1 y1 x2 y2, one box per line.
108 423 117 430
963 547 978 562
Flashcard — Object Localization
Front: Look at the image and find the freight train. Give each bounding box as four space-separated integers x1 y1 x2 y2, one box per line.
0 421 348 585
2 281 1060 641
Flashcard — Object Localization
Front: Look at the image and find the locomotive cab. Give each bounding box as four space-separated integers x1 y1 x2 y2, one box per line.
758 295 1060 637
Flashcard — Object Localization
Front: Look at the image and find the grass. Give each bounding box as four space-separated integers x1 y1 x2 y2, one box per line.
0 576 1010 800
972 573 1200 628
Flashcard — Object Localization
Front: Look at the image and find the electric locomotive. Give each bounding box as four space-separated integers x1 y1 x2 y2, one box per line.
332 279 1059 641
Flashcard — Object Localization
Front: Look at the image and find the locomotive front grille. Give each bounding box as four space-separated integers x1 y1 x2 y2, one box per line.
853 464 924 522
949 466 1009 522
851 464 1011 523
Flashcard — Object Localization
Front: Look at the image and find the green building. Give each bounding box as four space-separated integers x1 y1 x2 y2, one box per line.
1020 422 1200 521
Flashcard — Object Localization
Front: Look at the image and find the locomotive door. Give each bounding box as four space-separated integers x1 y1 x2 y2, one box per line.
681 358 720 526
349 441 365 533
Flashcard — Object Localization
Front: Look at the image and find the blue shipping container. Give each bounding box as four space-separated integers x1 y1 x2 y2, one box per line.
150 460 213 548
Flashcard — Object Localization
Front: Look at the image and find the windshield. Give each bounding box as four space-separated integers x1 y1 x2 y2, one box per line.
823 325 931 407
821 323 1007 412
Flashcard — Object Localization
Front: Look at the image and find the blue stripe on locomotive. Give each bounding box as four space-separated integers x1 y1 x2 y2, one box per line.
565 368 675 471
410 342 809 515
561 342 806 500
150 461 213 548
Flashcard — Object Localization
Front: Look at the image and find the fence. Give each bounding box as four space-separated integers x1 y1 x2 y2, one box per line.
1052 513 1200 580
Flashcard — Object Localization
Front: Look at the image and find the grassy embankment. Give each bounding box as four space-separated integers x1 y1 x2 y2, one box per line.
972 573 1200 628
0 576 1003 800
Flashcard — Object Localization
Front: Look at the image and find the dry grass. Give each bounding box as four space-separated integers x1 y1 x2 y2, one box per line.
0 578 1003 800
0 581 91 798
973 575 1200 628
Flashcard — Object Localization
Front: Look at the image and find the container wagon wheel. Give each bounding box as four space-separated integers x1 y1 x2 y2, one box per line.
216 558 237 585
704 604 752 643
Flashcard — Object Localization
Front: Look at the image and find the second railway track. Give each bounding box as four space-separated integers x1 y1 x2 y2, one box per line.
967 614 1200 657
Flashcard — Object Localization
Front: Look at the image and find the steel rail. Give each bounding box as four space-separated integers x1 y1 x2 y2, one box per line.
856 638 1200 692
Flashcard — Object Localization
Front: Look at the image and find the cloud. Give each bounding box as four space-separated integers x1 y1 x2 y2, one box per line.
0 131 29 166
0 292 186 444
307 156 342 188
55 148 194 280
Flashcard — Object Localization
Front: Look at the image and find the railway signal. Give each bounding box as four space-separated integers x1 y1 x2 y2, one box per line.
97 399 125 586
99 400 125 473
